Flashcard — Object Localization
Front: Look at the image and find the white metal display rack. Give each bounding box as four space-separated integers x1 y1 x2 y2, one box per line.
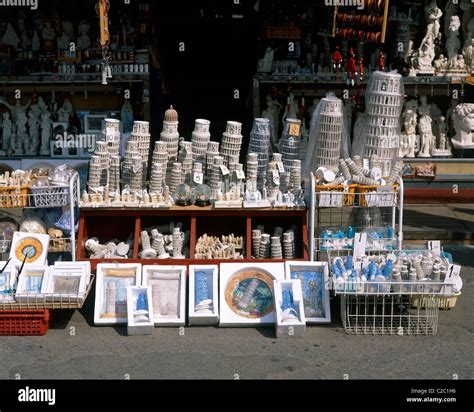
0 172 80 262
309 175 404 261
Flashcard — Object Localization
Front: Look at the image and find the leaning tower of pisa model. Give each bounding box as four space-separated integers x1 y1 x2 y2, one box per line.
191 119 211 166
362 71 404 176
219 121 243 167
103 118 121 158
122 140 141 188
159 106 181 185
128 121 151 185
313 94 344 173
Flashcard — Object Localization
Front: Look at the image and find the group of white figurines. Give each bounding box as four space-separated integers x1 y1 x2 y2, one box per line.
409 0 474 76
0 95 74 157
399 95 474 157
1 17 91 51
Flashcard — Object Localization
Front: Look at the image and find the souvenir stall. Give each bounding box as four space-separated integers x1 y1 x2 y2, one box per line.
0 0 466 337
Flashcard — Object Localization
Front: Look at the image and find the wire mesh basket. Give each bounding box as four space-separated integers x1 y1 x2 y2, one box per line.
340 294 440 335
28 185 70 208
0 185 29 208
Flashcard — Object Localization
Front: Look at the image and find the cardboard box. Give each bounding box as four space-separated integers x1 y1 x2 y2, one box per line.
126 286 154 336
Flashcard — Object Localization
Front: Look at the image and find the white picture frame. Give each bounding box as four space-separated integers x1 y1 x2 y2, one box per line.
219 262 285 327
284 261 331 324
94 263 142 325
273 279 306 338
8 232 50 267
142 265 186 326
188 265 219 326
126 286 154 336
53 261 92 287
0 263 18 302
45 266 87 303
15 265 50 303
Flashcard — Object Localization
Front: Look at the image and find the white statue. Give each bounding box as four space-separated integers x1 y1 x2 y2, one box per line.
42 20 56 42
257 47 274 73
411 35 436 74
0 98 31 123
446 16 462 68
462 33 473 73
1 23 20 49
40 112 52 156
420 1 443 50
57 98 73 123
418 115 435 157
28 111 40 155
1 112 12 153
434 54 448 72
400 109 418 158
77 21 91 50
418 95 431 117
30 96 48 119
57 21 75 50
282 92 298 126
451 103 474 148
121 99 134 133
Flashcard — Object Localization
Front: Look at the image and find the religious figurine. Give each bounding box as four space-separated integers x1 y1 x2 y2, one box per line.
1 112 12 153
420 1 443 50
410 34 436 75
418 95 431 117
463 33 474 73
57 98 73 123
451 103 474 148
30 96 48 120
16 111 28 153
399 109 418 158
434 54 448 72
446 16 463 69
57 21 75 50
0 97 31 123
432 115 452 157
418 115 435 157
77 20 91 51
257 47 274 73
121 99 134 133
1 23 20 49
40 112 52 156
27 110 40 155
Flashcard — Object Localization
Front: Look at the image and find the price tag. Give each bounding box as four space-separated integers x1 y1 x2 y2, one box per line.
236 170 245 180
443 264 462 294
363 158 370 170
105 128 117 142
193 173 203 185
220 165 230 176
277 162 285 173
272 170 280 185
353 232 367 260
428 240 441 257
289 123 301 137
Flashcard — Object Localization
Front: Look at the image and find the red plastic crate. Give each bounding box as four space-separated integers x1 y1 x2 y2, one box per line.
0 310 51 336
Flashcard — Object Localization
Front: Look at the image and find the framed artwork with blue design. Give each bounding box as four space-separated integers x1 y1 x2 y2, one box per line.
284 261 331 324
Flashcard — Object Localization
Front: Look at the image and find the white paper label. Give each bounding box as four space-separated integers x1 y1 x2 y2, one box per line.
428 240 441 257
330 192 343 207
272 170 280 185
377 186 395 207
363 159 370 169
277 162 285 173
236 170 245 180
193 173 204 185
353 233 367 259
319 192 332 207
220 165 230 176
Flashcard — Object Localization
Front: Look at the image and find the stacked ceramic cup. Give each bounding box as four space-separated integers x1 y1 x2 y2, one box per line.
289 159 302 193
169 162 183 195
220 121 243 167
271 236 283 259
248 118 272 189
191 119 211 166
259 234 271 259
283 231 295 259
252 229 262 258
279 118 302 171
103 118 121 158
159 106 181 183
129 120 151 184
178 141 194 185
206 141 220 182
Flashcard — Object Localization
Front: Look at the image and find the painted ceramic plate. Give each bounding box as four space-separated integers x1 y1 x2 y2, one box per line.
225 268 275 319
15 237 44 264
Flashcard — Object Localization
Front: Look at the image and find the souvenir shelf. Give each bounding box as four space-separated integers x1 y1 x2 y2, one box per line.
0 172 80 261
77 206 309 270
309 175 404 261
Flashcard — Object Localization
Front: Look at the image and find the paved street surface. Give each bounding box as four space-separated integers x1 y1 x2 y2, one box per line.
1 245 472 380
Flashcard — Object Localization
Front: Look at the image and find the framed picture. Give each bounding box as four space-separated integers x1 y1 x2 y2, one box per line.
15 266 49 303
53 261 92 287
94 264 142 325
84 114 107 133
188 265 219 326
126 286 154 336
273 279 306 338
219 262 285 327
142 266 186 326
0 263 17 302
284 261 331 324
45 266 87 302
8 232 50 267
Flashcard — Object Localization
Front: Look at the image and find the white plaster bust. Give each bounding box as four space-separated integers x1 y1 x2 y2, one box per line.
452 103 474 148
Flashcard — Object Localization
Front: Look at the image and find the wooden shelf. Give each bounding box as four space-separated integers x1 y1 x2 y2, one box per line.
77 207 309 270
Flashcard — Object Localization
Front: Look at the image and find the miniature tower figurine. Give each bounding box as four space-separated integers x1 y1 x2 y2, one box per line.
129 121 151 184
220 121 243 167
279 118 302 171
159 106 180 185
191 119 211 166
248 118 272 192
